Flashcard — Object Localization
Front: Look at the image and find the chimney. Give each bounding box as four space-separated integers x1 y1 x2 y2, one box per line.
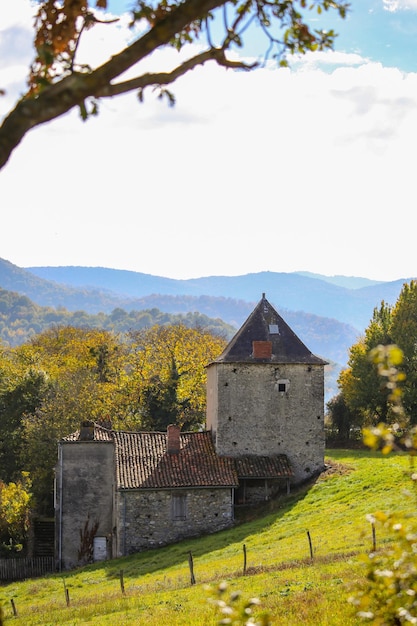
97 418 112 431
167 424 181 455
253 341 272 359
79 420 95 441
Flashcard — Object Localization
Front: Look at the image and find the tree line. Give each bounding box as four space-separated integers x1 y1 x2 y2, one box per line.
0 323 226 554
0 287 235 347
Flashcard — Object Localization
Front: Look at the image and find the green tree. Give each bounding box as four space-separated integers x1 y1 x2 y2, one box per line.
338 301 397 426
326 391 360 443
390 281 417 422
339 285 417 427
0 368 50 483
141 359 183 430
0 0 348 170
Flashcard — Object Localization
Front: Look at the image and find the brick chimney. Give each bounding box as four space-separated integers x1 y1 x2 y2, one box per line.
253 341 272 359
167 424 181 455
79 420 95 441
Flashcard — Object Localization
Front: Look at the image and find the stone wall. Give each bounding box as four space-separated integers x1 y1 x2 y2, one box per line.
55 441 115 570
206 362 325 483
115 488 234 555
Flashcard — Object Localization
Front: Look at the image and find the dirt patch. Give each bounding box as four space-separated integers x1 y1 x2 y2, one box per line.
318 459 354 481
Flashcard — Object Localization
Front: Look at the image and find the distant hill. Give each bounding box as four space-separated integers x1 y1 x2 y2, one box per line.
296 271 385 290
26 263 411 330
0 287 236 347
0 255 360 348
3 257 401 401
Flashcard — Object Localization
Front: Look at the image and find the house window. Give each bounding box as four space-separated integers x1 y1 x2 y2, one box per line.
276 379 290 393
172 493 187 521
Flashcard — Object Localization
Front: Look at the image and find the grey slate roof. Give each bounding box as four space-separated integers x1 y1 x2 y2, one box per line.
211 294 327 365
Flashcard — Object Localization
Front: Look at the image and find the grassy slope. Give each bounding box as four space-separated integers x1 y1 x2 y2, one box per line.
0 450 413 625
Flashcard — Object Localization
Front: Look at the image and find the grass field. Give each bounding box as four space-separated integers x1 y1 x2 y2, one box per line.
1 449 414 625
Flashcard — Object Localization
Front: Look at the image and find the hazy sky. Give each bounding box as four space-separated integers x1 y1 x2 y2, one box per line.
1 0 417 281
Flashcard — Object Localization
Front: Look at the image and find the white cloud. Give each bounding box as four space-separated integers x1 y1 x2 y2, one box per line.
1 1 417 282
383 0 417 11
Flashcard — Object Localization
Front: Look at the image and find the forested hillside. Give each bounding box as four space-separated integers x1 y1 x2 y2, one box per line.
2 256 406 386
0 288 235 347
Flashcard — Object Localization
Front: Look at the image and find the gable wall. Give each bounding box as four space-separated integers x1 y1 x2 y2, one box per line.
56 441 114 570
206 362 325 483
115 488 233 556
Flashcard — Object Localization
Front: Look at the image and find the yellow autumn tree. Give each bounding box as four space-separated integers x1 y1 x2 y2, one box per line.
125 324 226 430
0 472 32 556
19 327 127 513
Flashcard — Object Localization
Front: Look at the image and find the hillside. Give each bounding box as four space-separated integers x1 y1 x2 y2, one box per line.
0 264 358 367
0 450 409 625
0 287 236 347
1 257 412 399
26 263 411 329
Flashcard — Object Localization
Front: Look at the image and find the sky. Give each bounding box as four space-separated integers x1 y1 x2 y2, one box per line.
1 0 417 282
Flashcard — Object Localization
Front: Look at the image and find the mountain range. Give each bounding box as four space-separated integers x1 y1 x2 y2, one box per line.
0 257 414 399
23 263 410 331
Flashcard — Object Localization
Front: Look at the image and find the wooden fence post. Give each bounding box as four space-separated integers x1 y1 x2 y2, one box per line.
10 598 18 617
63 579 70 607
243 544 247 575
307 530 314 560
188 551 196 585
120 569 125 594
372 522 376 552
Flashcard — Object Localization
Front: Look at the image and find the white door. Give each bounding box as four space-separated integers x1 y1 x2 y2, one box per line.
93 536 107 561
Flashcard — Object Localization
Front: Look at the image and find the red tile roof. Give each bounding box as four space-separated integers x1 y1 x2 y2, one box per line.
113 430 239 490
61 424 292 488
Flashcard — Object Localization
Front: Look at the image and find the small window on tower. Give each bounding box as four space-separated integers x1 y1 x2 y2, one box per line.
276 378 290 393
269 324 279 334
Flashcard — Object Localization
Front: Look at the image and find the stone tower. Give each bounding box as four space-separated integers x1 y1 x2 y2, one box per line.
206 294 327 484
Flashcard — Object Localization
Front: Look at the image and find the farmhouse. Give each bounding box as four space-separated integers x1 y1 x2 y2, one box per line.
55 294 327 570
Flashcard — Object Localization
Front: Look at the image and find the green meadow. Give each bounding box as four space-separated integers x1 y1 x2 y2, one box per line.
1 450 413 625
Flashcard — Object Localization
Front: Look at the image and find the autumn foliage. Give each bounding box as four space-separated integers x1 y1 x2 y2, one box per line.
0 323 226 518
0 473 32 556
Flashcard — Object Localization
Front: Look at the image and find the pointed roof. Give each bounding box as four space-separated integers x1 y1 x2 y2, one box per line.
211 294 327 365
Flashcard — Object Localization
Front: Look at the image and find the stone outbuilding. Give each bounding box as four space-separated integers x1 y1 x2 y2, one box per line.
55 293 327 569
55 423 237 570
